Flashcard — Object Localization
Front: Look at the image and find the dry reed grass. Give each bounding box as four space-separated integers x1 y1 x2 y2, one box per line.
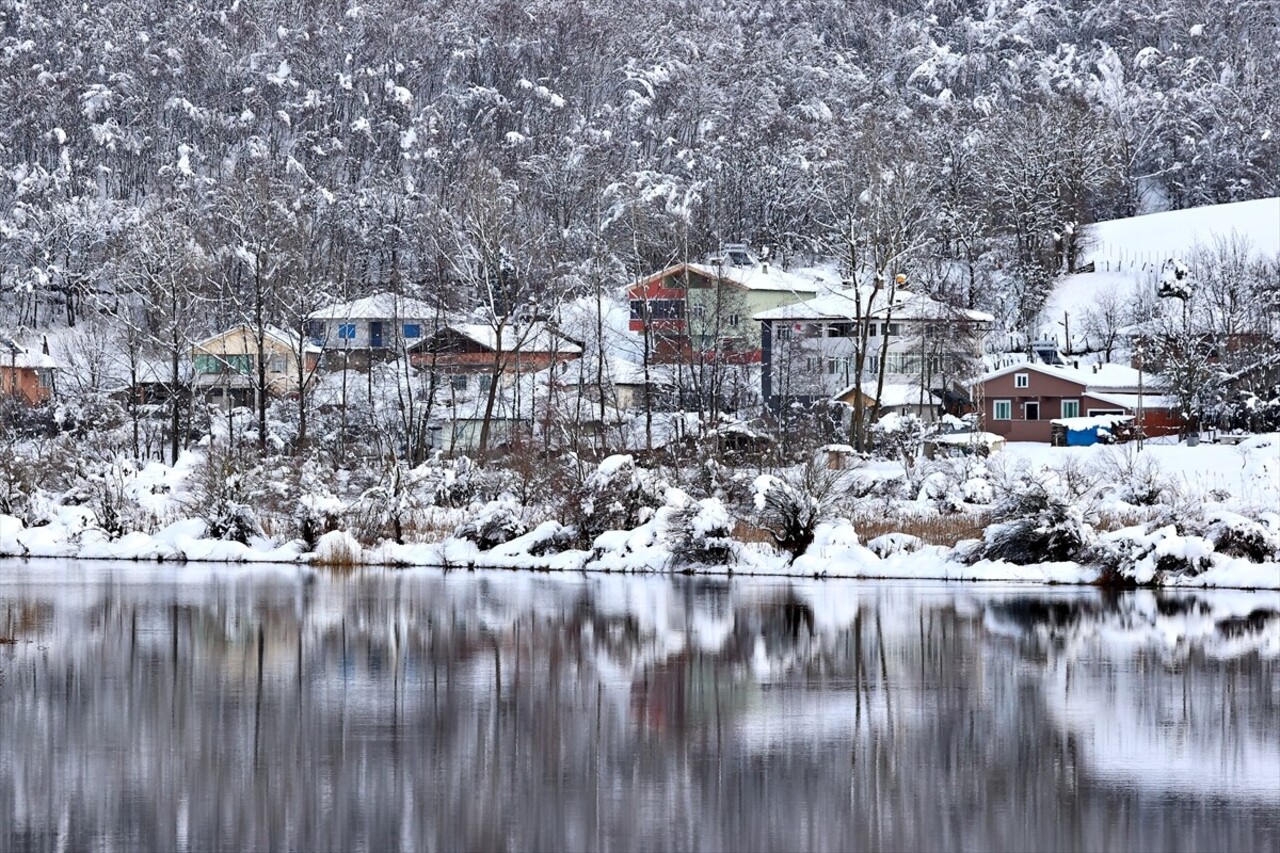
850 511 993 547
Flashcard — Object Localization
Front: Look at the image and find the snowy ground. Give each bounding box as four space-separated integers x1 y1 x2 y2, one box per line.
1 435 1278 590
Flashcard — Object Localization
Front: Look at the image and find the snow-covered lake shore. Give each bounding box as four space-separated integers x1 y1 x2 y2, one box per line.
2 512 1276 590
2 435 1278 590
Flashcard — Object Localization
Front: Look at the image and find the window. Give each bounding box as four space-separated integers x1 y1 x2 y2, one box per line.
450 375 468 391
268 355 287 374
403 323 422 339
827 358 839 375
478 375 493 393
304 320 325 342
338 323 357 340
727 313 740 328
774 324 791 341
1025 401 1040 421
827 322 855 337
1015 372 1029 389
1061 399 1080 419
883 323 901 336
194 354 221 375
994 400 1012 420
868 323 878 337
805 357 818 371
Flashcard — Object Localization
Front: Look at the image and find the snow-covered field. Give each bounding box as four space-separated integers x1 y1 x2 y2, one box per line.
1043 196 1280 353
1 434 1277 590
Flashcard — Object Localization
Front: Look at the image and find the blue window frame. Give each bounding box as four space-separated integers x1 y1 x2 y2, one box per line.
404 323 422 339
338 323 357 340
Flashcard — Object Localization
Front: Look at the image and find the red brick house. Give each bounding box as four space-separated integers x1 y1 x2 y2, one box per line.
1 339 57 405
970 362 1183 443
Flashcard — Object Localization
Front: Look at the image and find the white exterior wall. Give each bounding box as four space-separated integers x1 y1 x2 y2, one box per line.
312 317 431 351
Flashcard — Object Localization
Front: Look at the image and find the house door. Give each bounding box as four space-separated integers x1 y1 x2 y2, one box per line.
1025 401 1040 420
370 321 384 348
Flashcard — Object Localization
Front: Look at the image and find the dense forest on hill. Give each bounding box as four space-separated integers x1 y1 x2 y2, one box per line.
2 0 1278 331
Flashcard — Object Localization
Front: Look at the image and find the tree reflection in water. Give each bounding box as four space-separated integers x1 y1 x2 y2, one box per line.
0 563 1276 852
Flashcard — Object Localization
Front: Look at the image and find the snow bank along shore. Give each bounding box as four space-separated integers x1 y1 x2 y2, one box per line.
2 438 1278 590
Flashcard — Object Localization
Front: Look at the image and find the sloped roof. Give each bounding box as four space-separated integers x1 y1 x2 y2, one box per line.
973 360 1148 393
755 287 993 323
1 338 58 370
430 323 582 356
307 291 437 320
833 381 942 407
636 261 829 295
193 324 320 354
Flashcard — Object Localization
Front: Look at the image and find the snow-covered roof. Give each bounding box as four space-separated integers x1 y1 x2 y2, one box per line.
193 324 320 354
973 360 1149 392
683 261 826 294
754 287 993 323
1050 414 1133 430
440 322 582 356
307 291 437 321
1 338 58 370
557 357 668 387
636 260 832 296
1085 392 1178 411
833 381 941 407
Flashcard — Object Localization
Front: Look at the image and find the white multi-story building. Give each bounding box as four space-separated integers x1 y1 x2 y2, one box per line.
754 285 993 417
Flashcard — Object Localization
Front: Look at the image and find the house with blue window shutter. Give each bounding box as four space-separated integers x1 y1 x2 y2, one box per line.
305 291 440 369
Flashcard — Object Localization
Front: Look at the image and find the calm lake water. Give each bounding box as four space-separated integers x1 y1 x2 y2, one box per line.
0 562 1276 853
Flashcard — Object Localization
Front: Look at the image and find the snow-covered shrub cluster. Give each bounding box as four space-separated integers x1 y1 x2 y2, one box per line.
1094 509 1280 586
453 498 529 551
568 455 665 548
186 444 265 544
963 466 1095 565
663 491 737 568
750 467 836 560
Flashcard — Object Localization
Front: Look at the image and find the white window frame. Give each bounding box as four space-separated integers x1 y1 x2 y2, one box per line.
1061 399 1080 419
1014 372 1029 389
994 399 1012 420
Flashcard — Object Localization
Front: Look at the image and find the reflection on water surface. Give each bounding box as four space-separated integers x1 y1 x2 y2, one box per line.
1 562 1277 852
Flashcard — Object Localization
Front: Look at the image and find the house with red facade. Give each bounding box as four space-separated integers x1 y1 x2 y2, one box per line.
970 362 1183 443
1 338 57 405
627 246 828 364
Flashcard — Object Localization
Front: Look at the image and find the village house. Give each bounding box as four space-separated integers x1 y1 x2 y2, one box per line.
754 285 993 412
969 361 1183 443
409 322 582 395
832 382 946 424
191 325 320 409
626 245 829 364
1 338 57 405
305 291 439 369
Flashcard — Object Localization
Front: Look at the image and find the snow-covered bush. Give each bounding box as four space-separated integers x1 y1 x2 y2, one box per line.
1201 511 1280 562
346 460 435 545
454 498 528 551
290 459 345 548
296 492 344 549
665 492 736 567
750 467 834 560
965 468 1095 565
867 413 927 472
568 455 665 548
187 445 264 544
425 456 515 508
1092 446 1173 507
68 456 140 540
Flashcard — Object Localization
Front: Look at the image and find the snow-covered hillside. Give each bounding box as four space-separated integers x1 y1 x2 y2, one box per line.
1040 197 1280 354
